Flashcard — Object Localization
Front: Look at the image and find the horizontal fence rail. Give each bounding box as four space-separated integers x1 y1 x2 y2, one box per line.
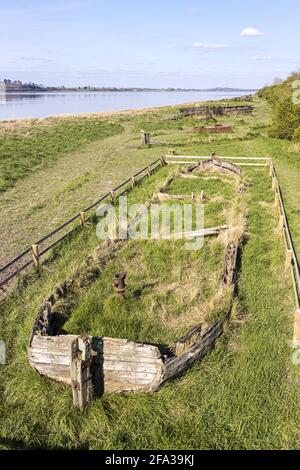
270 164 300 309
164 155 270 167
0 157 164 290
1 153 300 341
164 154 300 339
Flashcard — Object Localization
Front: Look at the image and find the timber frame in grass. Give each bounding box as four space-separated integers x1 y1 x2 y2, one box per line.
27 155 300 409
28 157 244 409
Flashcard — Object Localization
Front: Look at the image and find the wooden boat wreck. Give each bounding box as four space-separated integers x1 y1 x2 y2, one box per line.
184 155 242 177
28 160 244 409
193 124 233 134
180 105 254 118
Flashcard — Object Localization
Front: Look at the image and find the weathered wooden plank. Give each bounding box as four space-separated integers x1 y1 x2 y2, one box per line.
31 335 78 352
99 355 162 365
29 351 70 366
161 314 229 385
33 363 72 384
70 336 93 410
93 337 162 359
103 360 160 374
104 370 158 381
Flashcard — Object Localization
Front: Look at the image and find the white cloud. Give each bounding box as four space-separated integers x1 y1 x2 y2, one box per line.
241 27 263 36
251 55 272 61
193 42 228 50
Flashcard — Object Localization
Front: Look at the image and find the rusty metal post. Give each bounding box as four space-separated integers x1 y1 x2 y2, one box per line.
113 272 126 299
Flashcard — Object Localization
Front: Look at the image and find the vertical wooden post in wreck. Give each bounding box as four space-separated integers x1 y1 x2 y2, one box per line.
70 336 93 410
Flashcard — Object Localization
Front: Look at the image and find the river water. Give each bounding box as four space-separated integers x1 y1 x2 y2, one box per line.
0 90 247 121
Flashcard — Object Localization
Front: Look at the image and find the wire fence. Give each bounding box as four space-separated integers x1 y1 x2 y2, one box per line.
0 157 165 290
1 154 299 317
165 154 300 310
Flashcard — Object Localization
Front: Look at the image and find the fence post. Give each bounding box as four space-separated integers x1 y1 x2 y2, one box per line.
32 244 39 268
293 309 300 347
274 192 280 210
131 176 136 188
80 211 86 227
278 214 284 232
269 160 273 177
286 249 293 271
110 190 115 203
147 166 151 177
160 155 166 166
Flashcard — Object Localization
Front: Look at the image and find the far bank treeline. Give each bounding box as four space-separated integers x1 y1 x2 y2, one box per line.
258 72 300 141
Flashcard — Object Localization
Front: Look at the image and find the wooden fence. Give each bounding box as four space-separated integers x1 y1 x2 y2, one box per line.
165 154 300 346
2 153 300 348
0 157 165 291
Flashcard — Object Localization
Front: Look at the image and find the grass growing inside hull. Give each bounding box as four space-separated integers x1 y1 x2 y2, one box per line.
63 238 226 345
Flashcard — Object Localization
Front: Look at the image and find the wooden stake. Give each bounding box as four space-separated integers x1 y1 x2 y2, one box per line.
293 309 300 348
278 214 284 232
110 190 115 203
131 176 136 188
80 211 86 227
160 155 166 166
274 192 280 209
32 244 39 268
285 249 293 271
272 177 276 191
269 161 273 177
140 130 151 147
147 166 151 177
70 337 93 410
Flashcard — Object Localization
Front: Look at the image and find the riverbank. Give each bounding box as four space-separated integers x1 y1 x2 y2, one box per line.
0 90 248 121
0 97 253 265
1 94 300 449
0 96 299 266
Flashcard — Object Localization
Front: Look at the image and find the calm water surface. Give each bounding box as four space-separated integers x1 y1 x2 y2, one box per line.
0 91 246 121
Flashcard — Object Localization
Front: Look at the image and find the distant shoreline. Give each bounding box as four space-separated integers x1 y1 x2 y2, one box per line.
1 87 257 94
0 92 254 124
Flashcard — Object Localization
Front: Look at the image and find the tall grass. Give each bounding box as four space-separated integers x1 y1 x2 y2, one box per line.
0 96 300 449
0 118 123 192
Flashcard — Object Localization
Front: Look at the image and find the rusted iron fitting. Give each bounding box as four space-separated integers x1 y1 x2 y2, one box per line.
113 272 126 299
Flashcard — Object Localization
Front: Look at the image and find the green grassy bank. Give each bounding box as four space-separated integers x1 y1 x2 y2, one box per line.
0 95 300 449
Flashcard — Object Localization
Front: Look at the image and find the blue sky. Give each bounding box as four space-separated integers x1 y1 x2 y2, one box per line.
1 0 299 88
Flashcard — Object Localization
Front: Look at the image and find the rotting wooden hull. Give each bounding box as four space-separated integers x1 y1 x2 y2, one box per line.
28 160 244 409
29 335 165 400
28 306 232 408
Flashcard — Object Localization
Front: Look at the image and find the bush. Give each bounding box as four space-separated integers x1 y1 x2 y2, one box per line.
258 72 300 141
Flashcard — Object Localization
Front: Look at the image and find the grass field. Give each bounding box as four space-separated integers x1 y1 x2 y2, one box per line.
0 97 300 449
